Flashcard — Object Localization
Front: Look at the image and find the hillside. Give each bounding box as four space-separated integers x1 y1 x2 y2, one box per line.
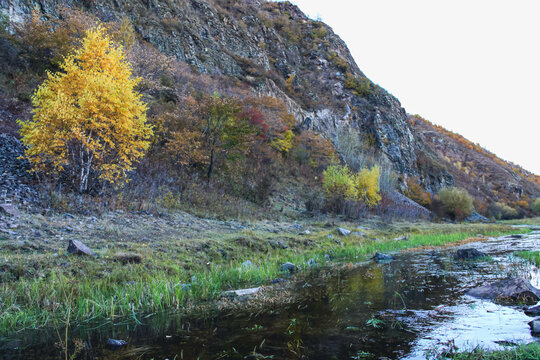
410 115 540 216
0 0 538 219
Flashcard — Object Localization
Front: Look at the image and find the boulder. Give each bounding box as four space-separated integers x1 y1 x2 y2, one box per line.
529 318 540 334
107 338 127 348
67 239 96 257
337 228 351 236
371 252 395 263
0 203 20 218
466 211 490 223
454 248 486 260
221 287 262 298
525 305 540 317
281 262 296 274
467 278 540 305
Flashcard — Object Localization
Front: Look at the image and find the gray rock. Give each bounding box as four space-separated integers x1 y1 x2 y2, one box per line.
352 232 366 237
221 287 262 298
107 338 127 348
307 258 316 267
371 252 395 262
466 211 490 223
281 262 296 274
525 305 540 316
271 278 288 284
467 278 540 305
242 260 254 269
393 236 408 241
67 239 96 257
0 203 20 218
337 228 351 236
300 229 311 235
529 318 540 334
454 248 486 260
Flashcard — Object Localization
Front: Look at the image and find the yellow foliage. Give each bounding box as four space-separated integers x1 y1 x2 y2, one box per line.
18 26 152 192
354 166 381 207
322 164 381 208
270 129 294 154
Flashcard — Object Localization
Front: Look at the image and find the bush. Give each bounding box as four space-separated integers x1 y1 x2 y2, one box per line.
322 164 381 214
439 187 473 220
532 198 540 214
487 202 519 220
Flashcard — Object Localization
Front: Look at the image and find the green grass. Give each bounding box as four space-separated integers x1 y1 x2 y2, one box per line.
0 217 528 337
514 251 540 266
448 342 540 360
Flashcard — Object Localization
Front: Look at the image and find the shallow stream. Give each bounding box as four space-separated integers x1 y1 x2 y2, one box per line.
3 231 539 359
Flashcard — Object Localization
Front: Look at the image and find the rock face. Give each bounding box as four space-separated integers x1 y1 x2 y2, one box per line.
0 134 37 203
0 0 452 185
529 318 540 334
67 239 97 257
466 278 540 305
454 248 487 261
525 305 540 317
0 203 20 217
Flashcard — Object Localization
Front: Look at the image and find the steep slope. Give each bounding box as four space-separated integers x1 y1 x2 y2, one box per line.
411 115 540 214
1 0 451 186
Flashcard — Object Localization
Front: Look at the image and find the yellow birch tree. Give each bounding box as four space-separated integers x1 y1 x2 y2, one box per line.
18 26 153 192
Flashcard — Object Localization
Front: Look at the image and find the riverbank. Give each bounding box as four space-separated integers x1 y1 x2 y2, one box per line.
0 210 535 336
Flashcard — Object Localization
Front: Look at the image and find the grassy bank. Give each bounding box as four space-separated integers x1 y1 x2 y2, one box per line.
448 342 540 360
0 211 531 336
515 251 540 266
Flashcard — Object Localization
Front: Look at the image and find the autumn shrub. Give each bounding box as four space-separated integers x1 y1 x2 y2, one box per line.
438 187 473 220
18 26 153 193
403 177 432 207
487 202 519 220
322 163 381 215
532 198 540 214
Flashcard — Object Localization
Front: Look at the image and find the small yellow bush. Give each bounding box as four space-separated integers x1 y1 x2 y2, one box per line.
354 166 381 207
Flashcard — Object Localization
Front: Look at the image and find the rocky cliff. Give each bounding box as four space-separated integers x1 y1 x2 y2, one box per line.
0 0 450 184
1 0 539 210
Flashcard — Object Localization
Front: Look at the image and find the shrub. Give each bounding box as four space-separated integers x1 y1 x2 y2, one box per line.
18 26 153 193
439 187 473 220
487 202 519 220
532 198 540 214
355 166 381 207
322 164 381 214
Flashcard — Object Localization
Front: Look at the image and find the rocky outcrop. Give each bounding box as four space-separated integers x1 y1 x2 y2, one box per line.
0 0 439 180
0 134 37 204
466 278 540 305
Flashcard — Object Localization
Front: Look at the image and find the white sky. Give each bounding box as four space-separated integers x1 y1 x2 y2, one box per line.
285 0 540 175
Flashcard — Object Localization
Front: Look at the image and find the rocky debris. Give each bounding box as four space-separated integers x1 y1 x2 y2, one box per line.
466 211 490 223
0 134 38 203
106 338 127 348
525 305 540 317
371 252 395 263
337 228 351 236
281 262 296 274
529 318 540 334
67 239 97 257
221 287 262 298
0 203 20 217
454 248 487 261
466 278 540 305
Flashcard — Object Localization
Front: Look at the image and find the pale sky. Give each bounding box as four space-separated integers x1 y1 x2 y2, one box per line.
285 0 540 175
